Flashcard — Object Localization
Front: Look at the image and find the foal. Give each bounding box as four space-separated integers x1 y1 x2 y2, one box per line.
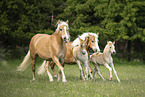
91 41 120 82
73 37 93 80
18 20 70 82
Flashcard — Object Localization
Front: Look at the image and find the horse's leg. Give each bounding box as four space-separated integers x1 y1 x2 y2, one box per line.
32 59 36 80
45 61 54 82
92 62 97 78
93 67 97 79
84 61 88 80
77 60 85 81
57 59 65 81
89 62 93 73
50 61 57 77
104 63 112 80
95 64 106 81
52 56 67 82
110 63 120 82
85 61 93 80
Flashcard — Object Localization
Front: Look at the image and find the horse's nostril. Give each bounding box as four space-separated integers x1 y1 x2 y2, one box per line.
82 52 86 55
64 37 66 40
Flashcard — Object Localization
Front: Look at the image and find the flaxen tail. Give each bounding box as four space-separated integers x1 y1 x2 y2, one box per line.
17 50 31 71
37 60 46 75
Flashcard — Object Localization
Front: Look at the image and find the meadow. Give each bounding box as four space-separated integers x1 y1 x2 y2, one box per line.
0 58 145 97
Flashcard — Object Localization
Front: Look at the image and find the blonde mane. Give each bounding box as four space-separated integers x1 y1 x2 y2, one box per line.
71 32 99 47
56 21 69 33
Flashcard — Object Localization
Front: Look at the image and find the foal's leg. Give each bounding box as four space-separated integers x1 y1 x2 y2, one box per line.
84 61 93 80
84 61 89 80
77 60 85 81
52 56 67 82
104 63 112 80
45 61 54 82
95 64 106 81
110 63 120 82
92 63 97 78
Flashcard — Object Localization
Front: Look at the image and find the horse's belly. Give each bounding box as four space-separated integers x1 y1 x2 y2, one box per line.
37 50 52 60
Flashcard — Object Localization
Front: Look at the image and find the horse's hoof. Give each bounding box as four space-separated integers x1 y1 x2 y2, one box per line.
83 78 85 81
50 79 54 82
54 75 57 78
62 79 67 82
33 78 35 81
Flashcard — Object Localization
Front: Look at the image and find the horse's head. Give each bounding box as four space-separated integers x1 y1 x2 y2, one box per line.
107 41 116 54
79 37 88 55
88 33 100 53
57 20 70 43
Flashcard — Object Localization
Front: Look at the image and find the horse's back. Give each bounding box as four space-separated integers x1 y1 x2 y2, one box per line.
91 53 104 64
29 34 53 59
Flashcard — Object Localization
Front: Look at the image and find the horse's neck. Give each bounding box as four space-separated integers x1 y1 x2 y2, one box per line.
103 47 111 59
86 45 89 51
86 39 90 51
52 32 64 45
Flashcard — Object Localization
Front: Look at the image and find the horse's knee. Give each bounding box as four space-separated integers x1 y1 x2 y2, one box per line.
32 66 35 72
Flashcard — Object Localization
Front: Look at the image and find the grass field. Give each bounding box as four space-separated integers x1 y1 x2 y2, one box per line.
0 58 145 97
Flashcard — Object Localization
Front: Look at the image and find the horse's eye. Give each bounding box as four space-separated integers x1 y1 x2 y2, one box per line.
81 45 82 48
91 40 94 43
110 47 111 48
60 29 62 31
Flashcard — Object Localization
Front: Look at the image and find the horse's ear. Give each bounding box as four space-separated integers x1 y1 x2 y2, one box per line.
58 20 61 24
113 41 115 45
107 41 109 44
97 33 99 35
79 37 82 41
85 37 88 42
66 20 69 24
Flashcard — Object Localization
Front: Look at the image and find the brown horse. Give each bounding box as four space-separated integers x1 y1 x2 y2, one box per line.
38 33 100 78
18 20 70 82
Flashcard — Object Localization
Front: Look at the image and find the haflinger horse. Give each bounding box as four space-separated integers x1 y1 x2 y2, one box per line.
72 37 93 80
38 32 100 79
17 20 70 82
91 41 120 82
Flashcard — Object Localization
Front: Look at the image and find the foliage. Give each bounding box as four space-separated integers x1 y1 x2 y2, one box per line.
0 0 145 60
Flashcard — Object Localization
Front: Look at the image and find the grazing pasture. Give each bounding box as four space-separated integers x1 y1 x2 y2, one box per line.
0 58 145 97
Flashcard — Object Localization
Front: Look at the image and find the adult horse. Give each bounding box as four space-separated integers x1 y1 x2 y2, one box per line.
91 41 120 82
38 33 100 78
18 20 70 82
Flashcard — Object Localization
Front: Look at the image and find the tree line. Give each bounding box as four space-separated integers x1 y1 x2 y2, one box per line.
0 0 145 61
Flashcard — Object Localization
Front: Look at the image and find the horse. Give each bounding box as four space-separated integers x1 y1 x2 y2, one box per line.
72 37 93 80
38 32 100 78
91 41 120 82
17 20 70 82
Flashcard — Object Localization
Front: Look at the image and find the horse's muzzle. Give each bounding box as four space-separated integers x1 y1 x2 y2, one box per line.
82 51 86 55
63 37 70 43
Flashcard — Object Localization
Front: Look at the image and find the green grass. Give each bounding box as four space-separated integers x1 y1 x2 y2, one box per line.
0 58 145 97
